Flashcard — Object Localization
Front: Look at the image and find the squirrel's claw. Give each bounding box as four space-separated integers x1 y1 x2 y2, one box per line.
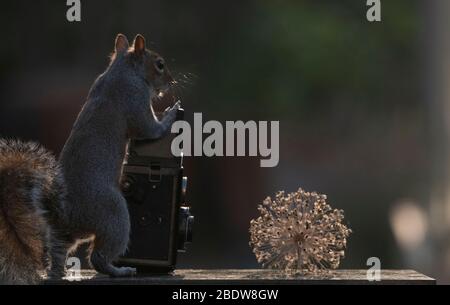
173 100 181 109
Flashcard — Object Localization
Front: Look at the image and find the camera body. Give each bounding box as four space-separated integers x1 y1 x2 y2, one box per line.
116 109 193 274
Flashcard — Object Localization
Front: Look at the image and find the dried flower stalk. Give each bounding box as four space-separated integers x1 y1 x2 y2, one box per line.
249 188 351 273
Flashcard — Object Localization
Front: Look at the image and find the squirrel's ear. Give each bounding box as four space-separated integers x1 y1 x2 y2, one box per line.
114 34 129 55
133 34 146 55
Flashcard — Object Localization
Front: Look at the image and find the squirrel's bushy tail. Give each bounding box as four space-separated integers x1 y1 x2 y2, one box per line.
0 139 63 284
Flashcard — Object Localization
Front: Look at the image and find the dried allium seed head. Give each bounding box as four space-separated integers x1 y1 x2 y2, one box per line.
249 188 351 274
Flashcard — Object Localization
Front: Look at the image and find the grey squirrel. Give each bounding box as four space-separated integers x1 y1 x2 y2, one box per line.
0 34 181 284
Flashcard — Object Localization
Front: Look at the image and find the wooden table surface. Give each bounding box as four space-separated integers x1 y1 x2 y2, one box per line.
44 269 436 285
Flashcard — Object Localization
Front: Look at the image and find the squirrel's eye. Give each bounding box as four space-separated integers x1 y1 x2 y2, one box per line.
155 59 165 72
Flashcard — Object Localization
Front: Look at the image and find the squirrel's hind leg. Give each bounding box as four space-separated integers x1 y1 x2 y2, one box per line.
47 234 73 279
88 191 136 277
90 251 136 277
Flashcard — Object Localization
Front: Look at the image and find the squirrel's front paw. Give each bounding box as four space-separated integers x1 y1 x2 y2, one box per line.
170 100 181 112
166 101 182 120
163 101 181 116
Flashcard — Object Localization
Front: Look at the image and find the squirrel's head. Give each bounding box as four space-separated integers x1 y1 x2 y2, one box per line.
113 34 176 99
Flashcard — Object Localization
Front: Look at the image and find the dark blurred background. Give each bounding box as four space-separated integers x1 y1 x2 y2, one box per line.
2 0 450 283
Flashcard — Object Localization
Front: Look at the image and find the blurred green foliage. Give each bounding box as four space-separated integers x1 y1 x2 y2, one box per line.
206 0 419 120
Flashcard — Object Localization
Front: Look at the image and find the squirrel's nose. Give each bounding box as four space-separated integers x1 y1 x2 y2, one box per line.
167 73 176 86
